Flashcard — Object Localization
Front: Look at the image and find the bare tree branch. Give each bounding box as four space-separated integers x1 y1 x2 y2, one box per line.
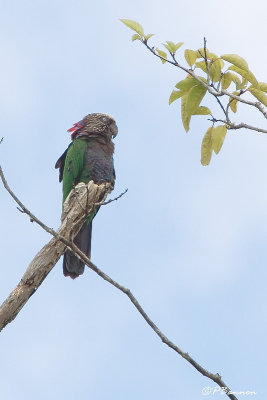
207 117 267 134
0 166 113 330
203 37 211 86
226 122 267 132
95 188 128 206
0 166 238 400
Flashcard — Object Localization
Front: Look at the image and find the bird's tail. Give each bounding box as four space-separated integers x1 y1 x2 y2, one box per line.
63 221 92 279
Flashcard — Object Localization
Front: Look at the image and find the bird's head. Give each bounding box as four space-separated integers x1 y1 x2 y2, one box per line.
68 113 118 141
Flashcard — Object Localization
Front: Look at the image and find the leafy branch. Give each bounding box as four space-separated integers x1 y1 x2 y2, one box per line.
121 19 267 165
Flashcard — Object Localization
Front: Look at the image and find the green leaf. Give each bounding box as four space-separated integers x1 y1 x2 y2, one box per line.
221 72 232 90
193 106 211 115
228 72 242 90
120 19 144 36
249 87 267 106
165 41 183 53
258 82 267 93
218 59 224 68
201 127 213 166
212 125 227 154
209 52 219 62
229 92 239 113
163 43 172 52
144 33 154 41
174 42 184 51
169 90 183 105
209 59 222 82
163 41 176 53
228 65 258 87
240 76 248 90
175 76 199 92
181 95 191 132
132 34 142 42
166 41 176 51
186 84 207 117
184 49 197 67
156 48 167 63
181 83 207 132
229 100 237 112
195 61 207 73
221 54 249 71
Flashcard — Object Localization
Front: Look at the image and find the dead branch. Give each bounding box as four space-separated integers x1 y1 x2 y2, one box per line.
0 166 238 400
0 168 113 331
95 188 128 206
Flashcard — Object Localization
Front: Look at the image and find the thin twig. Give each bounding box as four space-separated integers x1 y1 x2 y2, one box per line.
203 37 210 85
0 166 238 400
213 93 229 121
227 122 267 133
95 188 128 206
208 118 267 134
0 166 55 233
208 117 227 125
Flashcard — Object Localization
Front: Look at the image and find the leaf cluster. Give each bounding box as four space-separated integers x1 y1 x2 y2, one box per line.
121 19 267 166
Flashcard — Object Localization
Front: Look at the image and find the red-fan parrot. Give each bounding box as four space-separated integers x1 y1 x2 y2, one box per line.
55 113 118 279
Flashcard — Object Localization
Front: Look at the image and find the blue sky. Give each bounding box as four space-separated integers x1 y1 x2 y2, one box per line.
1 0 267 399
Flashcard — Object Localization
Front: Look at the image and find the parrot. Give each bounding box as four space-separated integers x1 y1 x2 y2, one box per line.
55 113 118 279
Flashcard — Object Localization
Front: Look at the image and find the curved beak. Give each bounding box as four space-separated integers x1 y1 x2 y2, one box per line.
110 121 118 138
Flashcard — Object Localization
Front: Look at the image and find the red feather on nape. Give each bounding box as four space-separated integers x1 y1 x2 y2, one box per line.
67 120 84 140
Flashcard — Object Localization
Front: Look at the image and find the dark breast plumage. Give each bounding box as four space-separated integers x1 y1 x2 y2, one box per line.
79 138 115 185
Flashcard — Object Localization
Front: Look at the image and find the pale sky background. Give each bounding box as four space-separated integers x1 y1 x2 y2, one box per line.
1 1 267 399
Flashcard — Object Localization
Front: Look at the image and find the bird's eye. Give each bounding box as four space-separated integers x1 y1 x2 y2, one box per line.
101 116 108 123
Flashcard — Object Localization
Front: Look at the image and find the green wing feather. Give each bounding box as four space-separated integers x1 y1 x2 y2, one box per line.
62 139 87 203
